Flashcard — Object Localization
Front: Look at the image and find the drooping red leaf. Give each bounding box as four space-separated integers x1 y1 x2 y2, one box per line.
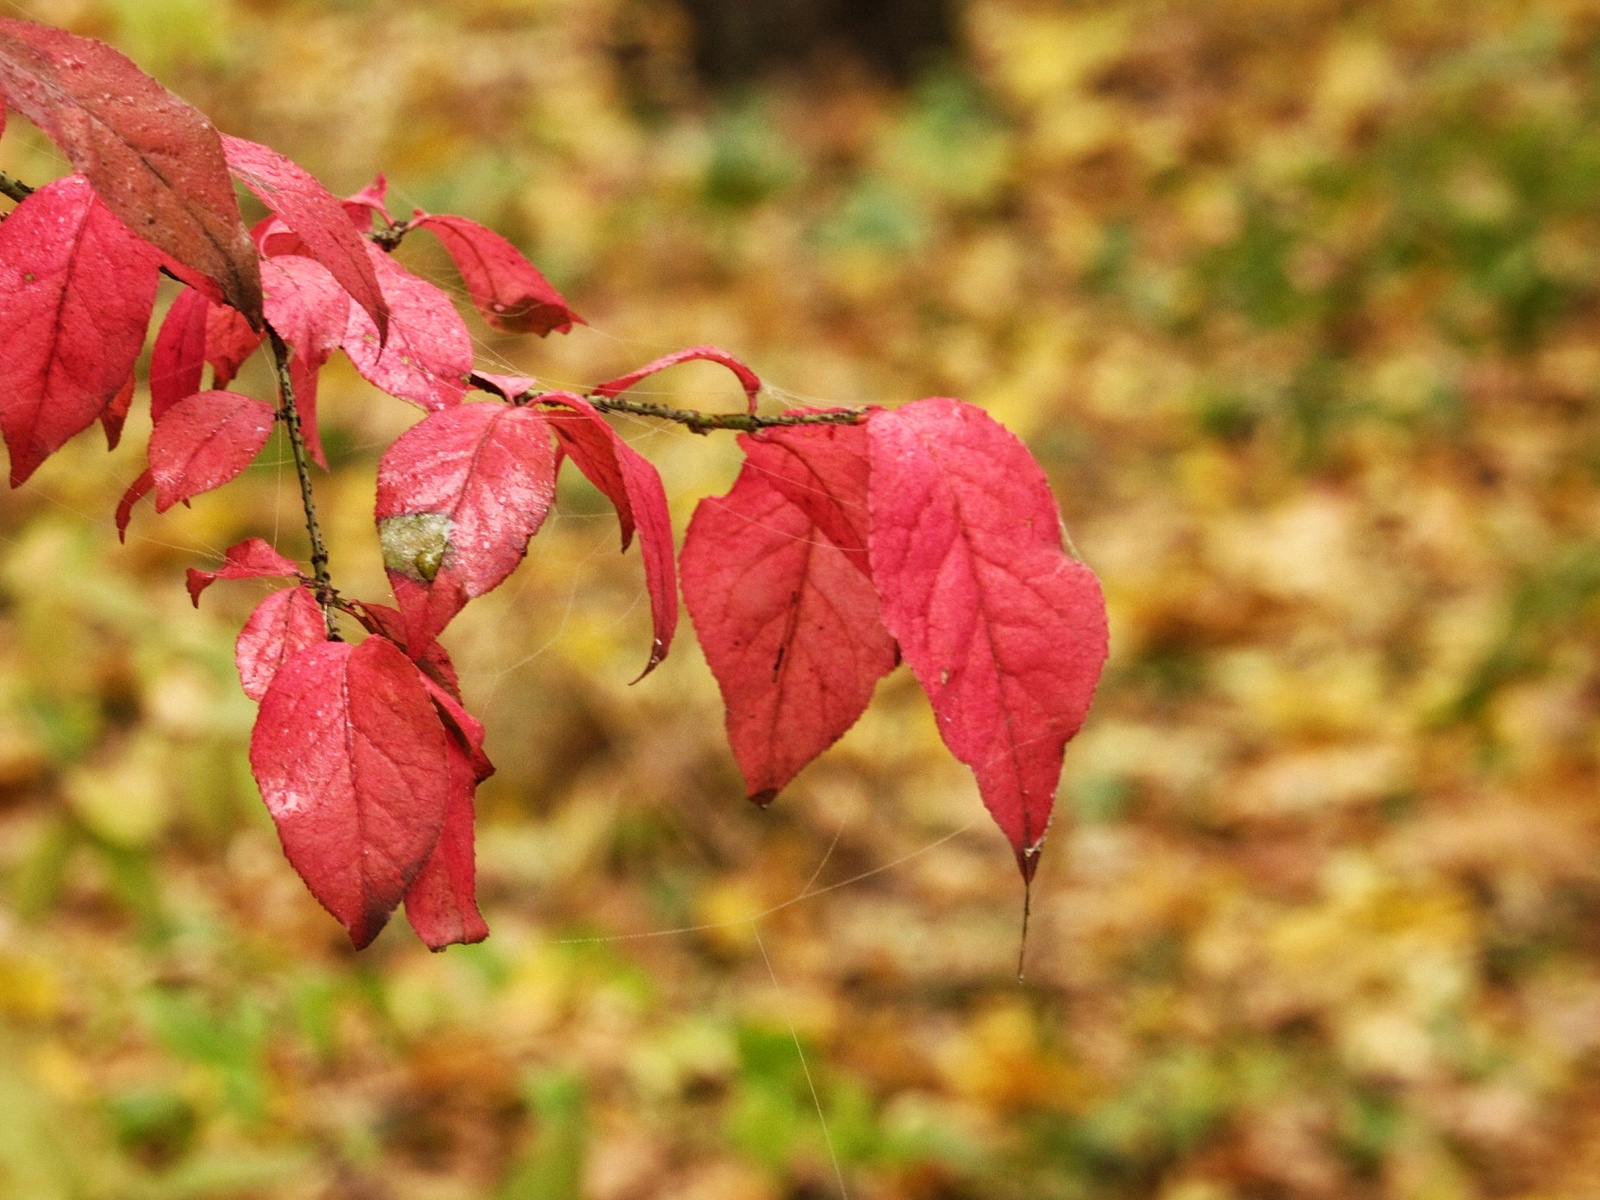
186 536 301 605
469 372 539 403
148 390 276 512
593 347 762 413
100 371 135 451
235 585 326 701
540 392 678 676
375 401 556 650
222 136 388 339
342 175 391 231
402 734 488 950
351 601 462 699
205 301 264 390
743 421 876 566
412 211 581 335
866 398 1108 879
116 469 153 541
0 175 160 485
343 246 472 410
683 463 896 805
421 675 495 783
248 637 452 948
0 18 261 322
150 288 209 423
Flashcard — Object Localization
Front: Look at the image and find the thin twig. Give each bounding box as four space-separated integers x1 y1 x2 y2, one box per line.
268 330 340 636
532 391 870 434
0 171 36 203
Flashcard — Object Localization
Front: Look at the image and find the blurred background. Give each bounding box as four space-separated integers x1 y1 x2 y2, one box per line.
4 0 1600 1196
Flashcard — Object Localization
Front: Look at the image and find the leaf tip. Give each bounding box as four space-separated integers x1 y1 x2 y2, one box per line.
748 788 779 809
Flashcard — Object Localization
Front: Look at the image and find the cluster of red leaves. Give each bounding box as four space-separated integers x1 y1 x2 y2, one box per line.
0 17 1108 949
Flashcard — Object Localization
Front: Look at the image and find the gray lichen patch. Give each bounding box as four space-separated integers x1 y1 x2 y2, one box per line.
379 512 452 582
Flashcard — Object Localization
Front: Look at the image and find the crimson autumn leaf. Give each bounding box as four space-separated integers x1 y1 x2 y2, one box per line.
236 585 326 701
186 536 301 605
375 401 556 650
0 175 159 485
403 729 489 950
148 390 276 512
342 175 391 231
683 462 896 805
222 135 388 340
351 601 463 700
540 392 678 677
594 346 762 412
205 301 264 390
249 637 452 948
745 421 876 566
116 469 153 541
101 371 135 451
150 288 208 422
0 18 261 322
343 246 472 410
867 398 1108 879
412 211 581 336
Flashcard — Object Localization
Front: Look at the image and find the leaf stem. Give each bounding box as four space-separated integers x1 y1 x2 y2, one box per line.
268 330 340 636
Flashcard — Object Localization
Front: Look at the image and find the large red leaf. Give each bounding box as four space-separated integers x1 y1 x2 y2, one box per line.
343 246 471 411
187 536 301 604
375 402 556 649
0 18 261 322
248 637 452 948
683 463 896 805
402 734 488 949
235 585 326 701
412 211 581 335
867 398 1108 879
0 175 160 485
222 136 388 339
148 390 275 511
743 422 875 566
541 393 678 677
150 288 209 423
593 347 761 413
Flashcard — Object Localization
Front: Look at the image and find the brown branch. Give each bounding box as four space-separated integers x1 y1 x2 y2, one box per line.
268 330 341 636
521 389 870 434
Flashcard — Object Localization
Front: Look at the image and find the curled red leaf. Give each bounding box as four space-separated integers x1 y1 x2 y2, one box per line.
0 18 261 322
148 390 276 512
412 211 581 335
593 347 761 413
235 585 326 701
100 371 135 452
116 469 153 542
186 537 301 605
248 637 452 948
867 398 1108 880
0 175 160 485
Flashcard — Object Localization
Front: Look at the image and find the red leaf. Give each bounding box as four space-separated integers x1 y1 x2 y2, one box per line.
593 347 761 413
866 398 1108 879
235 585 326 701
100 370 135 451
222 136 388 339
744 421 875 566
116 468 153 541
0 18 261 322
412 211 581 335
541 393 678 677
150 288 209 423
469 372 539 403
0 175 160 485
248 637 452 948
186 536 301 605
375 402 556 649
262 255 349 364
403 736 488 949
683 463 896 805
343 247 472 410
351 601 462 699
343 175 391 230
205 301 264 390
148 390 276 512
421 675 495 783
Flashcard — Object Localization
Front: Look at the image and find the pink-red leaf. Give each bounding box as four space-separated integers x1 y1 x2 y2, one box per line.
593 347 761 413
204 301 263 390
150 288 209 422
186 536 301 605
235 585 326 701
540 392 678 676
0 18 261 322
402 735 488 949
469 372 539 403
343 247 471 410
744 421 875 565
100 371 135 451
248 637 451 948
867 398 1108 879
116 469 153 541
343 175 391 231
375 401 556 649
412 211 581 335
0 175 160 485
148 390 275 512
684 463 896 805
222 136 388 339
